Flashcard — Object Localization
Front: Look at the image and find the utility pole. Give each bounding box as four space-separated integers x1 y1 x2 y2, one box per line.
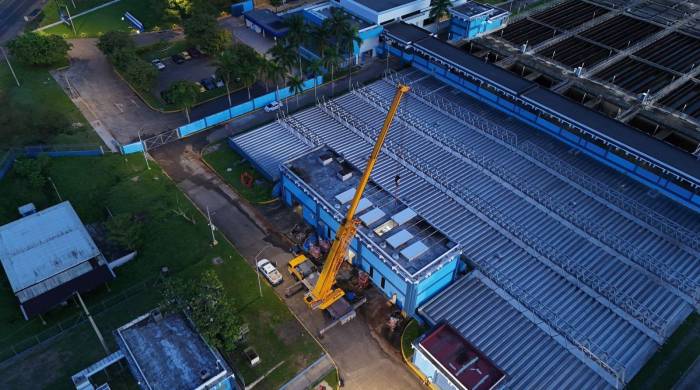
137 130 150 170
254 244 272 298
48 177 62 201
1 47 20 87
76 291 110 356
64 5 77 36
206 206 218 246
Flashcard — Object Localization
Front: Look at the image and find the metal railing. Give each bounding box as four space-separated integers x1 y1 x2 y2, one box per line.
318 96 626 381
384 72 700 256
353 85 670 336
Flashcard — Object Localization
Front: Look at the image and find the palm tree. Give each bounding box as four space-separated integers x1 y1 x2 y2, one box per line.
238 61 257 102
340 25 362 88
430 0 452 33
306 59 323 100
269 43 296 74
283 14 308 76
312 22 330 61
166 80 199 123
322 47 341 95
267 61 286 101
214 47 239 107
288 75 304 108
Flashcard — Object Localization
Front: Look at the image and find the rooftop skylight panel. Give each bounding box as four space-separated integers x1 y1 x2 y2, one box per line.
356 198 373 213
392 208 417 226
359 208 386 226
386 229 414 249
401 241 429 261
335 188 356 204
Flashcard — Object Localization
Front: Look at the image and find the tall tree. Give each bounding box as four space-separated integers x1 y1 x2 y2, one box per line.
166 80 199 122
429 0 452 32
8 33 71 66
322 47 341 95
306 59 322 100
288 75 304 108
183 10 230 55
266 61 286 102
282 14 308 76
214 46 239 107
340 25 362 88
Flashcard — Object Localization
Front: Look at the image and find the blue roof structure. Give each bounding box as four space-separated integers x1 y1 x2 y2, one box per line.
243 9 289 37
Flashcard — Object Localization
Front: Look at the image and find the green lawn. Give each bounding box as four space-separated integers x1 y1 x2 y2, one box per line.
42 0 168 38
628 313 700 389
203 143 276 204
0 155 321 389
400 319 427 361
39 0 115 27
0 61 100 147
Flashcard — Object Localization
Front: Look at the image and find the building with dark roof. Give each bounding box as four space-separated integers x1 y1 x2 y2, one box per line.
73 311 239 390
0 201 114 319
413 323 506 390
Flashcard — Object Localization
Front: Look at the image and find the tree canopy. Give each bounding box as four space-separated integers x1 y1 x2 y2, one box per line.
8 33 71 66
161 270 244 351
165 80 199 121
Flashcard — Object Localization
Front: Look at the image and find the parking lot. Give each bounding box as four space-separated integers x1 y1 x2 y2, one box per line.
153 50 219 95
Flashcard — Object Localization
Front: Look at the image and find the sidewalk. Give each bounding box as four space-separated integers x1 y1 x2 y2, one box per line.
279 354 334 390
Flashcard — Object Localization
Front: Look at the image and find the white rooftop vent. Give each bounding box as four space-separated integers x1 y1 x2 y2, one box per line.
338 166 353 181
359 208 386 226
401 241 429 261
319 153 333 166
335 188 356 204
391 208 417 226
386 229 413 249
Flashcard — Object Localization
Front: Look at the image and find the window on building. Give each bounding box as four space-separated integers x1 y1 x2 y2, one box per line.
381 276 386 289
369 266 374 278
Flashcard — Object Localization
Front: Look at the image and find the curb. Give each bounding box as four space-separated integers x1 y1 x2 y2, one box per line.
400 319 437 390
155 156 341 389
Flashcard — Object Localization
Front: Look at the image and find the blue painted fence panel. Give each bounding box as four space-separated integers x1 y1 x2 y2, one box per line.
121 141 144 154
178 119 207 137
204 110 231 128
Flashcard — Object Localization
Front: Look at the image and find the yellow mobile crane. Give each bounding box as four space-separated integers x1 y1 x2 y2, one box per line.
303 84 410 311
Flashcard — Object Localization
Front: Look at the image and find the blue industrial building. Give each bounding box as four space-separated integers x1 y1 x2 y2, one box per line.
382 22 700 212
280 147 463 316
448 1 509 41
229 18 700 388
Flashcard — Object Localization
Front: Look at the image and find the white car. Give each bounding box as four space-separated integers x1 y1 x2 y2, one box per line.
257 259 283 286
264 101 283 112
151 59 166 71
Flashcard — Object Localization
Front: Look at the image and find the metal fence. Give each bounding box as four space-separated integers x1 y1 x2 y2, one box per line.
0 279 152 365
0 144 106 181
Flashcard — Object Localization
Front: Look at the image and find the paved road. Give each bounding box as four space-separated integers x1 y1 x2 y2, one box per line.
149 59 421 390
0 0 45 43
53 38 184 145
150 142 422 390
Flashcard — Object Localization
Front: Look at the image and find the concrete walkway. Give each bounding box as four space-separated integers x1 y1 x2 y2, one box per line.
279 354 334 390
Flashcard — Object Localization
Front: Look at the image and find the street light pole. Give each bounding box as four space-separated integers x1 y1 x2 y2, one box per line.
254 244 273 298
1 47 20 87
206 206 218 246
138 130 150 170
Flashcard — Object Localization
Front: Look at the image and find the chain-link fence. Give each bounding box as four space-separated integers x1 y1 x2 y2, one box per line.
0 279 154 365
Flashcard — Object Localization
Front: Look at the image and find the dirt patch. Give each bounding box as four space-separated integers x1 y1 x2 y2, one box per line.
275 319 304 346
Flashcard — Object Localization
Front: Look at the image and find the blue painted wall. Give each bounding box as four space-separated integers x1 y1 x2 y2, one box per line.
449 14 506 41
280 170 462 316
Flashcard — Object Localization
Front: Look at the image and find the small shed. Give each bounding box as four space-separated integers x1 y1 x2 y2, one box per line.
0 201 115 319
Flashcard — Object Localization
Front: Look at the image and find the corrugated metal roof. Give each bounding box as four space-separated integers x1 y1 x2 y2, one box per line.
0 201 100 294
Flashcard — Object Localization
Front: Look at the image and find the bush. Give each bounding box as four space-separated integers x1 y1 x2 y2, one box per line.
97 31 135 56
106 213 143 250
7 32 71 66
13 156 51 188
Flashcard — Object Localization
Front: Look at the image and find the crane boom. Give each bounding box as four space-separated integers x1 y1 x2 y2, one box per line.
304 84 410 310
